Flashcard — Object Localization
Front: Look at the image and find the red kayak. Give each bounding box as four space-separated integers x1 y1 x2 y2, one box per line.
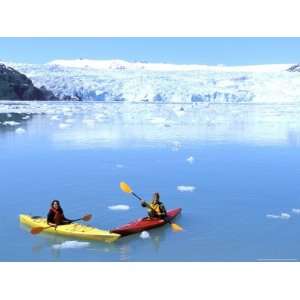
110 208 182 236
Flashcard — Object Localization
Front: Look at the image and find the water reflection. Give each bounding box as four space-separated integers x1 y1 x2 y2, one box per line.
1 102 300 147
0 112 33 134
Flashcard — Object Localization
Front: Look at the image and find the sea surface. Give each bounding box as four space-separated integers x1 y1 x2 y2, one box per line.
1 101 300 261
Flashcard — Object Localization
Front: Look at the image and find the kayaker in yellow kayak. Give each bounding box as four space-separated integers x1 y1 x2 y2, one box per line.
47 200 72 228
141 192 167 219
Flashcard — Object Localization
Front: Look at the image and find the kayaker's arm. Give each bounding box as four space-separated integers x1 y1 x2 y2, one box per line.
141 200 151 208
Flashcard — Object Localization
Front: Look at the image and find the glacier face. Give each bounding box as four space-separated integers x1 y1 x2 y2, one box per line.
2 59 300 103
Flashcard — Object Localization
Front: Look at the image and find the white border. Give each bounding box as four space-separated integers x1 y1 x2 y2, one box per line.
0 0 299 36
0 262 299 300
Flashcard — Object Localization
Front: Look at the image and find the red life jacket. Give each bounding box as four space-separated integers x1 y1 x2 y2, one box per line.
50 207 64 224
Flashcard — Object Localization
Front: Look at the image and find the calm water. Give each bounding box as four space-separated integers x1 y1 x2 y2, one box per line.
1 101 300 261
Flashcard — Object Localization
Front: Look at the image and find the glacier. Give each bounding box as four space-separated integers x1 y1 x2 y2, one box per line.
1 59 299 103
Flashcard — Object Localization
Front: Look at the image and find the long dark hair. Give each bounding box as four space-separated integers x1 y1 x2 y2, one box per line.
51 200 63 213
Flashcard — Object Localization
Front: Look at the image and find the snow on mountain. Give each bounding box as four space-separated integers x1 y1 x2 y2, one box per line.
2 59 299 103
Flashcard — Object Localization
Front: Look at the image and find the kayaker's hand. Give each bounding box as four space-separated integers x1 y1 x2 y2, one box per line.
141 201 147 208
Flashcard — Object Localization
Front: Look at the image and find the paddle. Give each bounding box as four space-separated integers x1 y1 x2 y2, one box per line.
30 214 92 235
119 182 183 232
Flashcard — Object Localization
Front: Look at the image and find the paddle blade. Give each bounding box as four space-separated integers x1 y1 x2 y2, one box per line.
120 182 132 193
82 214 92 222
31 227 46 235
170 222 183 232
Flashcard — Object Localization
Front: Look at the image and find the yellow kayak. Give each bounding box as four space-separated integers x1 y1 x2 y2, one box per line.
19 214 120 243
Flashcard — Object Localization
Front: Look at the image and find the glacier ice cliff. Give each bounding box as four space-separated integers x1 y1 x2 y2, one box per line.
1 59 299 103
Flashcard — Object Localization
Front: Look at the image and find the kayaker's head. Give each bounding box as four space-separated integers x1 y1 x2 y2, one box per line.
51 200 61 210
151 192 160 204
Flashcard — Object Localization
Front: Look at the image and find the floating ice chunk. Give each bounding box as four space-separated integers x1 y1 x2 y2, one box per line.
82 119 96 127
22 115 30 120
266 213 291 220
171 141 181 151
3 121 20 126
63 112 73 117
7 113 11 118
59 123 70 129
52 241 90 250
108 204 130 211
186 156 195 164
65 118 75 123
15 127 26 134
140 231 150 239
177 185 196 192
292 208 300 214
50 115 60 121
116 164 124 168
280 213 290 219
174 109 185 118
150 117 167 124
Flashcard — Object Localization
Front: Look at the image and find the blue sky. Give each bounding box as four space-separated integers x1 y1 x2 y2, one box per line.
0 37 299 65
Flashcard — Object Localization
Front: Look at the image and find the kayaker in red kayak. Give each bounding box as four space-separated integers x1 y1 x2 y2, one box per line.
47 200 72 228
141 192 167 219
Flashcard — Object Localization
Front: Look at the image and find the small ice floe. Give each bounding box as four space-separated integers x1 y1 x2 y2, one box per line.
6 113 12 118
186 156 195 164
108 205 130 211
292 208 300 214
15 127 26 134
63 112 73 117
50 115 60 121
171 141 181 151
52 241 90 250
3 121 20 126
58 123 70 129
140 231 150 239
65 118 75 124
82 119 96 127
22 115 30 120
266 213 291 220
116 164 124 168
150 117 166 125
174 108 185 118
177 185 196 192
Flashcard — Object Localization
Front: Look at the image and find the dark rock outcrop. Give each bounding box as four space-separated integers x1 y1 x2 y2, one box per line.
0 64 58 100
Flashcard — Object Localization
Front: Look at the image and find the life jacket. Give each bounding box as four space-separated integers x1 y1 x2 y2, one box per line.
50 208 64 224
148 203 162 215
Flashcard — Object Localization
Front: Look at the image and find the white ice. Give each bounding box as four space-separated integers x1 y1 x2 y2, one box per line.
52 241 90 249
292 208 300 214
15 127 26 134
3 121 20 126
3 59 300 103
108 205 130 211
177 185 196 192
58 123 71 129
140 231 150 239
186 156 195 164
266 213 291 220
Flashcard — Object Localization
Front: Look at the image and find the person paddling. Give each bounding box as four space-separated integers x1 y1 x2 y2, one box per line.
47 200 72 228
141 192 167 219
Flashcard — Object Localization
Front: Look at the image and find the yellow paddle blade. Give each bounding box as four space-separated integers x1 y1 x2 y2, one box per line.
31 226 48 235
170 222 183 232
120 182 132 193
